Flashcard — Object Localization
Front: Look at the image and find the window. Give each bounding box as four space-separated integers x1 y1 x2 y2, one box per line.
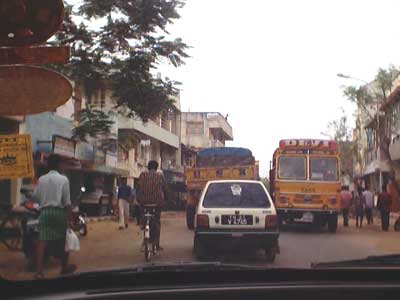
186 122 204 135
194 170 200 178
278 156 306 180
216 169 223 177
203 182 270 208
239 168 246 176
310 157 338 182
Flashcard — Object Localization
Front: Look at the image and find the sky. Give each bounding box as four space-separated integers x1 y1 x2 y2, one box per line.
161 0 400 176
68 0 400 177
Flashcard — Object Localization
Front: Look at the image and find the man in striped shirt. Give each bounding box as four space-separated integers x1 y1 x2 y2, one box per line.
137 160 168 251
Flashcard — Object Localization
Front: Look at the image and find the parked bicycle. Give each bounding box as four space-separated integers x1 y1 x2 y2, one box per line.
142 204 158 262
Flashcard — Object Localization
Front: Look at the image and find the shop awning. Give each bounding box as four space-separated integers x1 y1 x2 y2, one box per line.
34 151 82 170
35 151 129 176
80 160 129 176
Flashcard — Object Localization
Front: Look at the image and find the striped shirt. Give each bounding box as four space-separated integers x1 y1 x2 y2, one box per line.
137 170 168 206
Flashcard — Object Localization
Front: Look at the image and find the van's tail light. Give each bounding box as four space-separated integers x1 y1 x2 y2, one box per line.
265 215 278 229
196 214 209 229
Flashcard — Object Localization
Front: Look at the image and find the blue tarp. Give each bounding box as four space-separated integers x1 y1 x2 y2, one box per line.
197 147 253 157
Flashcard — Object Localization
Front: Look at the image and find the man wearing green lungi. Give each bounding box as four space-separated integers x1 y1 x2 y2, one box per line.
33 154 77 279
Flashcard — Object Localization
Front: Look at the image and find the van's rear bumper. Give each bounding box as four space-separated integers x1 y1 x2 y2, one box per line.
277 208 339 214
195 229 279 249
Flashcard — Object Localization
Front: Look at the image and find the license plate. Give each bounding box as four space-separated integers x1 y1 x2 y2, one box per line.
231 233 243 238
221 215 253 225
301 212 314 222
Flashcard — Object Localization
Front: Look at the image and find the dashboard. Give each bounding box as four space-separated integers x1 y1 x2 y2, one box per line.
3 268 400 300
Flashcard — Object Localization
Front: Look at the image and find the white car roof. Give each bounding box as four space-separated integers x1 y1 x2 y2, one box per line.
206 180 263 184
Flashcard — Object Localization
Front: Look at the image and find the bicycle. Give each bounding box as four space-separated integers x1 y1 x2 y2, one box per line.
142 204 158 262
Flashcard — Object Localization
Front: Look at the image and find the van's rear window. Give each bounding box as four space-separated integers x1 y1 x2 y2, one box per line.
203 182 271 208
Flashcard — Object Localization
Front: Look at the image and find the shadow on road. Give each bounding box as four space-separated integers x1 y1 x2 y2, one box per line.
280 223 328 234
205 248 268 265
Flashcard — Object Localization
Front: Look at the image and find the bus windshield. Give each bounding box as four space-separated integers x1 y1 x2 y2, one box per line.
310 157 338 182
278 156 306 180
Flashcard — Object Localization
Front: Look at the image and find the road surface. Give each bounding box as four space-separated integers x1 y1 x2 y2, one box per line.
1 212 400 280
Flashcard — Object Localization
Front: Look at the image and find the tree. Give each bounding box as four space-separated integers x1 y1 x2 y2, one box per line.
326 109 354 178
72 105 115 141
52 1 189 121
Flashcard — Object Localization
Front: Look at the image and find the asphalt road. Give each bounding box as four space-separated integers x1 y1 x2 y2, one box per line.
2 212 400 280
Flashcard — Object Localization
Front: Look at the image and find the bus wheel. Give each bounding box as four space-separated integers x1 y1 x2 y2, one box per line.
186 205 195 230
277 215 283 228
327 214 338 233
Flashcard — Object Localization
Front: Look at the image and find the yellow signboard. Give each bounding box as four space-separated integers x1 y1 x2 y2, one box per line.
0 134 34 180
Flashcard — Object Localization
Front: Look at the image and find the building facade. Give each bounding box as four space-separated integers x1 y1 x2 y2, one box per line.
180 112 233 150
353 80 400 211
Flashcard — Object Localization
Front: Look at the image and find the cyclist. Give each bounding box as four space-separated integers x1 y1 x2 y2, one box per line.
137 160 168 251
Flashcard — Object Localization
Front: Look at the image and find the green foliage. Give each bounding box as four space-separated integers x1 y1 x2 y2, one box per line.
72 105 115 141
374 65 400 101
327 108 352 142
52 1 189 120
327 110 354 177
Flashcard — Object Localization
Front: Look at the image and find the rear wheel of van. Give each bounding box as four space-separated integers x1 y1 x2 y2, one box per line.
186 205 195 230
193 236 207 260
327 214 338 233
265 247 276 263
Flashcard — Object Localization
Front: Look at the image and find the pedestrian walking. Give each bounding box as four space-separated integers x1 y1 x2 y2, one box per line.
377 185 392 231
340 185 352 227
363 187 374 225
118 177 132 230
354 187 365 228
33 154 77 279
137 160 168 251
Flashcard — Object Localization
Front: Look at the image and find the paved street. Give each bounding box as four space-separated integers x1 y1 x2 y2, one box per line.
1 212 400 280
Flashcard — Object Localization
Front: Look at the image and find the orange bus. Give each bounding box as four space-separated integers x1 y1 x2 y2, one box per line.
269 139 341 233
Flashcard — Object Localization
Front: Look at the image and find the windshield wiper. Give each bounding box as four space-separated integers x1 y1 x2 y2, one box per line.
70 261 262 277
311 254 400 268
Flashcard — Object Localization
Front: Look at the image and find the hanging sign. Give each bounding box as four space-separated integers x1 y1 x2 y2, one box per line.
0 134 34 180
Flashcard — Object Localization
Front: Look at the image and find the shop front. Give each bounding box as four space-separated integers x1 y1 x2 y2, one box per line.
33 135 128 216
79 147 129 216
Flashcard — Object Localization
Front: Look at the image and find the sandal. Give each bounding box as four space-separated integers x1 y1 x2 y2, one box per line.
34 272 44 280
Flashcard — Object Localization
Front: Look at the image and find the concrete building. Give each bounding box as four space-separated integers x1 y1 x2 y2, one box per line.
352 79 400 211
181 112 233 150
352 82 391 192
116 97 183 180
0 80 184 209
